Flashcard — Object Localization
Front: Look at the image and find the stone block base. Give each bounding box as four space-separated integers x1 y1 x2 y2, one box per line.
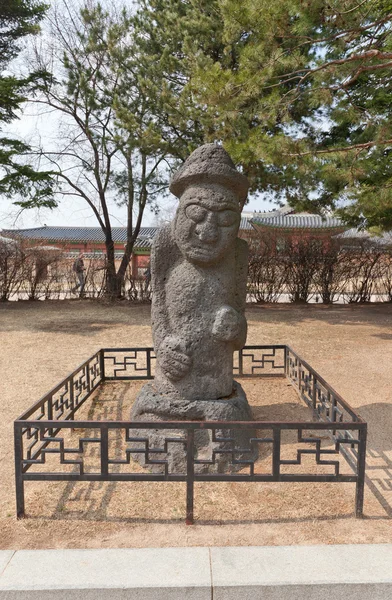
130 381 257 473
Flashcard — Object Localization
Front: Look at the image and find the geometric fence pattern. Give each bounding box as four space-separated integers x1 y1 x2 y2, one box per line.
14 345 367 524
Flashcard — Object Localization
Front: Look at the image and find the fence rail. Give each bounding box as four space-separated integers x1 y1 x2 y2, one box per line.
14 345 367 523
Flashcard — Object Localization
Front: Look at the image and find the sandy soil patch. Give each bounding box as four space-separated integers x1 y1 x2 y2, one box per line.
0 300 391 549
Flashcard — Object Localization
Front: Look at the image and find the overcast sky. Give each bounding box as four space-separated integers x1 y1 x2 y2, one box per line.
0 4 276 233
0 103 275 231
0 188 274 231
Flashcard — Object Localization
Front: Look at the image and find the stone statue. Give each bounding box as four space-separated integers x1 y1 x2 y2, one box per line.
131 144 256 471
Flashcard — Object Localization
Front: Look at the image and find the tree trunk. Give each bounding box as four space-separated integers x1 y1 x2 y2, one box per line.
105 238 123 299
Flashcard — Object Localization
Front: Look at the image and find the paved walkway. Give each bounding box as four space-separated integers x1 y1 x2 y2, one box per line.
0 544 391 599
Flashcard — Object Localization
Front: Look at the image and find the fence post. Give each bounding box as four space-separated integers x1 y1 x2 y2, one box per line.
14 423 25 518
312 374 317 411
146 349 152 379
272 427 281 479
100 424 109 477
238 349 243 377
99 349 105 381
284 346 288 376
69 376 75 421
85 361 91 393
298 360 303 391
186 429 195 525
47 395 54 435
330 393 337 435
355 425 367 518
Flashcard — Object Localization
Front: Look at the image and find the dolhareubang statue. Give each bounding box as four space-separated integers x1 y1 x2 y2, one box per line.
131 144 256 471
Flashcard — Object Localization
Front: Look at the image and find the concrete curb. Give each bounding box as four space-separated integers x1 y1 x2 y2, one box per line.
211 545 392 599
0 544 391 599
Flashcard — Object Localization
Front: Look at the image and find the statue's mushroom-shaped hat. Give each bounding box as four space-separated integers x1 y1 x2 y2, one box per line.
170 143 249 209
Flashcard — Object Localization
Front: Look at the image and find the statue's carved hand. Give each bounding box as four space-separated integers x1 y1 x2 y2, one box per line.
212 305 246 346
157 336 192 381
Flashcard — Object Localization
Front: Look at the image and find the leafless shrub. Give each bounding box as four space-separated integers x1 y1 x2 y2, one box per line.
57 254 107 299
0 239 25 301
125 268 151 302
283 238 321 303
84 255 107 298
376 250 392 301
247 235 285 302
3 233 391 304
127 277 152 302
23 247 64 300
343 242 384 303
247 231 391 304
313 244 357 304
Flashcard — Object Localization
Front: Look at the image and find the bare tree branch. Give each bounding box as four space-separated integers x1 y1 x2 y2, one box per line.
287 138 392 157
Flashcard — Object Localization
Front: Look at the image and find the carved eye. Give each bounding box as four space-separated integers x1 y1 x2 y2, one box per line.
185 204 207 223
217 210 238 227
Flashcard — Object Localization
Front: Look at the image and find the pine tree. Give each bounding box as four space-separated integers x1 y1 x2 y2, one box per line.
0 0 54 207
190 0 392 230
134 0 392 230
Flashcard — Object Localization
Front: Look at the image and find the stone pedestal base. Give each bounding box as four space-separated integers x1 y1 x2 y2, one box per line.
130 381 258 474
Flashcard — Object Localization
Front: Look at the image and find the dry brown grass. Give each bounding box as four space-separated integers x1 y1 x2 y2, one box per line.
1 300 391 549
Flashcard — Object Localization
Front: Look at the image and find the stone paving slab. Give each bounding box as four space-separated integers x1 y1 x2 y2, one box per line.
0 547 211 599
0 553 13 579
0 545 391 600
211 544 392 600
210 544 392 586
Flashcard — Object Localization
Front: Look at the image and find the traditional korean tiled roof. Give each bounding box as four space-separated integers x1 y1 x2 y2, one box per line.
133 236 153 249
334 228 392 246
256 205 296 218
252 214 346 230
2 217 253 246
240 217 253 230
1 226 156 243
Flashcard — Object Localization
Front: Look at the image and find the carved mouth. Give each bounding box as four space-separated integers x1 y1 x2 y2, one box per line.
189 246 217 257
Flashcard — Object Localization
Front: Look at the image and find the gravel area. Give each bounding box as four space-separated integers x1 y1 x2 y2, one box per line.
0 300 391 549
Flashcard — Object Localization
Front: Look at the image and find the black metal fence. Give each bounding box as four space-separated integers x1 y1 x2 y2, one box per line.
14 345 367 523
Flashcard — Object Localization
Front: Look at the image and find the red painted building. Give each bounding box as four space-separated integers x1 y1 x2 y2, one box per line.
1 226 155 276
2 219 258 275
5 210 384 272
251 212 349 250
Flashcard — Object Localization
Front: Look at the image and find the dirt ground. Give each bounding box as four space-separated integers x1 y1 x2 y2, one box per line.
0 300 391 549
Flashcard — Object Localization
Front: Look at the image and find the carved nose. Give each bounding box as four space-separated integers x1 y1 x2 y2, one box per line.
196 216 219 243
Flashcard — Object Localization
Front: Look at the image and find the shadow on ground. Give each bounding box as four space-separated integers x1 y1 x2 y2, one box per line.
31 385 365 526
355 402 392 518
0 300 152 334
29 397 391 526
246 303 392 329
373 333 392 340
1 302 392 335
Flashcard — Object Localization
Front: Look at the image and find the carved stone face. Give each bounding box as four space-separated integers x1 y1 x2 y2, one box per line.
173 184 240 265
